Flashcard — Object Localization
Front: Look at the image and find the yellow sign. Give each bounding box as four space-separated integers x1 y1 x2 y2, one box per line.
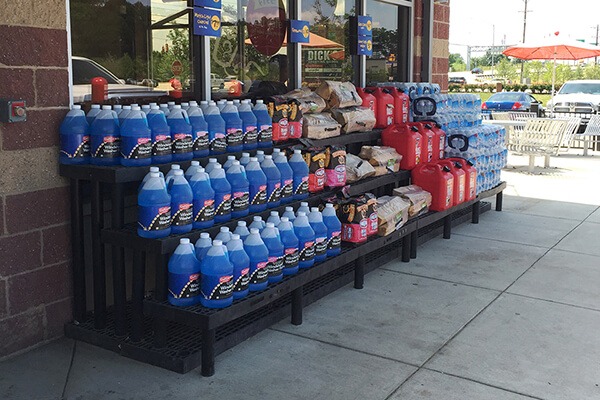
366 19 372 31
367 40 372 51
302 24 309 38
211 15 221 31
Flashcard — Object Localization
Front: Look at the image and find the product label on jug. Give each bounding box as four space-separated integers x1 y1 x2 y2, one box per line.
294 176 309 196
469 173 477 199
121 136 152 159
280 179 294 199
250 184 267 205
215 193 232 216
168 272 200 299
153 134 172 157
243 126 258 145
458 175 466 203
426 136 433 162
299 240 315 262
201 273 234 300
446 179 454 207
414 136 422 164
232 191 249 212
439 136 445 159
327 231 341 250
226 128 244 148
258 125 273 143
283 247 299 270
386 104 394 125
60 134 90 158
193 131 209 152
233 268 250 293
315 237 327 258
172 133 193 154
138 205 171 231
172 202 193 226
267 255 284 277
368 212 378 234
194 199 215 222
210 133 227 153
267 182 281 204
249 261 268 284
92 135 120 158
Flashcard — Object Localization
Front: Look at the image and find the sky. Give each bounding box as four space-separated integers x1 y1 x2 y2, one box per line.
449 0 600 60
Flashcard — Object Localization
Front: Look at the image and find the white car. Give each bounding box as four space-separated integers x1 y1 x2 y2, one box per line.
547 80 600 122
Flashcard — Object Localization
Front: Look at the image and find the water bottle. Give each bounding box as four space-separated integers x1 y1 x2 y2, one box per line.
185 161 202 181
226 160 250 218
297 202 310 216
168 238 201 306
60 105 90 164
256 150 265 163
267 211 281 228
243 228 269 292
165 164 181 187
274 151 294 204
200 240 234 308
223 155 237 170
253 99 273 148
308 207 328 262
282 206 296 222
221 101 244 152
234 221 251 241
118 105 132 125
168 170 193 234
120 106 152 166
278 217 299 276
239 152 251 167
227 234 250 300
205 158 220 175
246 157 268 213
195 232 212 261
147 105 172 164
322 203 342 257
205 103 227 155
249 215 266 232
138 171 171 238
188 107 210 158
261 222 284 283
289 149 309 200
238 100 258 150
294 211 315 268
209 165 232 223
190 167 215 229
86 104 101 125
90 105 120 166
167 105 193 162
261 155 281 208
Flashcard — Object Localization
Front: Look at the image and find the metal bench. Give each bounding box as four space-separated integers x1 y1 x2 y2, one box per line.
555 116 582 153
491 112 512 121
509 112 537 121
509 118 568 172
576 114 600 156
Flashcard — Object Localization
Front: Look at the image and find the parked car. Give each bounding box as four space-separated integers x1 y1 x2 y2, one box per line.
471 67 483 74
481 92 541 112
547 80 600 124
449 76 467 85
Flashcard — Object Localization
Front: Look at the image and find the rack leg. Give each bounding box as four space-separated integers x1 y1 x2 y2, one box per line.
201 329 216 377
153 253 169 348
401 234 411 262
70 179 87 322
443 215 452 239
111 183 126 337
354 256 365 289
291 288 303 326
410 231 418 259
472 201 481 224
495 191 503 212
91 181 106 329
131 251 146 342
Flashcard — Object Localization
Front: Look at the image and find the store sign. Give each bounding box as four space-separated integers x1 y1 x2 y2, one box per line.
193 7 222 37
194 0 221 10
289 20 310 43
349 15 374 57
357 37 373 56
357 16 372 37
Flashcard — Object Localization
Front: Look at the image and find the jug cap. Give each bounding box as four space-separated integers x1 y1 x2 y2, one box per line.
213 239 223 246
253 216 263 221
200 232 210 239
220 226 230 233
150 166 160 173
237 221 247 226
91 104 100 109
231 233 240 240
191 160 200 166
250 228 259 234
270 211 279 217
171 164 181 170
180 238 190 245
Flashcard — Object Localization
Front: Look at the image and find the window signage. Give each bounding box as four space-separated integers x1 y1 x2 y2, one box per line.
193 7 222 37
289 20 310 43
194 0 221 10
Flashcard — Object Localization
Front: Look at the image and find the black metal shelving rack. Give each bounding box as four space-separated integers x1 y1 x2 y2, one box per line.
60 129 506 376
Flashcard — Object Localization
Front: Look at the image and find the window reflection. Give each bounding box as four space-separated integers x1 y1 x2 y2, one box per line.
365 0 400 84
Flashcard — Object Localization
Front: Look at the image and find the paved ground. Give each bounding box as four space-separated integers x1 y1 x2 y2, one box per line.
1 150 599 400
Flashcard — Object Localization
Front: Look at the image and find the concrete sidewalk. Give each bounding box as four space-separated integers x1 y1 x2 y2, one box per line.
1 151 599 400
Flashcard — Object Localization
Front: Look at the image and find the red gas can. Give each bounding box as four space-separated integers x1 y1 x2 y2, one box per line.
91 76 108 103
411 122 435 164
438 160 466 206
448 158 477 201
370 87 395 128
381 123 422 170
425 122 446 161
385 87 410 124
411 163 454 211
357 87 377 113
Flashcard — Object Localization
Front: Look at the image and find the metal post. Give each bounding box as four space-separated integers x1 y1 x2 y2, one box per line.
201 329 216 377
421 0 434 82
111 183 126 337
472 201 481 224
91 181 106 329
495 191 504 212
443 215 452 239
353 0 366 87
131 251 146 342
354 256 365 289
401 234 411 262
410 230 418 259
192 33 211 101
291 287 303 325
153 253 169 348
70 179 86 322
288 0 302 89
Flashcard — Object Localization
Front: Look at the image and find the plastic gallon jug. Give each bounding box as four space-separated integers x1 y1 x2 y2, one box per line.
209 165 232 223
322 203 342 257
86 104 101 125
267 211 281 228
278 217 299 275
90 106 121 166
60 105 90 164
253 100 273 149
147 105 173 164
168 170 193 234
215 226 233 245
256 150 265 163
200 240 234 308
167 101 176 111
165 164 181 188
249 216 266 232
141 104 150 115
297 202 310 216
200 100 209 113
223 155 236 170
261 222 285 283
246 157 268 213
195 232 212 261
227 234 250 300
428 122 446 161
371 87 395 128
204 158 220 175
140 166 164 193
282 206 296 222
234 220 251 241
294 211 316 269
185 161 202 181
167 105 193 162
227 161 250 218
159 104 169 116
239 152 251 167
120 107 152 166
168 238 201 306
188 107 210 158
411 122 435 163
439 160 466 205
385 87 410 124
289 149 309 200
204 103 227 155
274 151 294 204
221 101 244 152
238 100 259 150
411 163 454 211
189 167 215 229
217 99 227 111
137 171 171 238
449 158 477 201
356 88 377 112
261 155 282 208
308 207 328 262
244 228 269 292
118 105 132 125
381 123 422 170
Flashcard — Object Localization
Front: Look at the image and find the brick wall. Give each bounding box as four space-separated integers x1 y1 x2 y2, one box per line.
0 0 72 358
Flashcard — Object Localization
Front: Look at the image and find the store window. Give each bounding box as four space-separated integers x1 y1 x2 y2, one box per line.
365 0 400 84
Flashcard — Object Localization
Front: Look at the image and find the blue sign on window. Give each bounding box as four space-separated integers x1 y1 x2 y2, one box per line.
194 0 221 10
289 20 310 43
357 36 373 56
357 16 373 37
193 7 222 37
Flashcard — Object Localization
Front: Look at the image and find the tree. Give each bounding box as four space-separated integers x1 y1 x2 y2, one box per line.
495 58 517 81
449 53 466 72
